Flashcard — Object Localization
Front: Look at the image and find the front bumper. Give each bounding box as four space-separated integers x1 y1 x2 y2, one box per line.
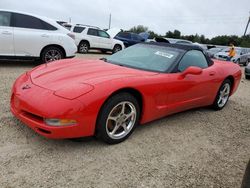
10 75 94 139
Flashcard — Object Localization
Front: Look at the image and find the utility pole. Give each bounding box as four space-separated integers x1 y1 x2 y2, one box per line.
244 12 250 36
108 14 112 29
69 17 71 23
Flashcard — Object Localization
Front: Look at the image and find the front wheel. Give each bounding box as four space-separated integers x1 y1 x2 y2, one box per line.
96 93 140 144
212 79 231 110
112 44 122 54
41 46 64 63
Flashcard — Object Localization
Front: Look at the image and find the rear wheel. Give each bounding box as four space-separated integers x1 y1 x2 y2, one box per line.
246 75 250 80
78 41 89 53
41 46 64 63
96 93 140 144
112 44 122 54
212 79 231 110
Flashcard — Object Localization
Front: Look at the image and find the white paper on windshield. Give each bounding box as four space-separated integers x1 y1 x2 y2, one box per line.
155 51 174 58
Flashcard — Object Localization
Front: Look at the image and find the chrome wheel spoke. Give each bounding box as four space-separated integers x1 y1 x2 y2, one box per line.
111 125 120 135
121 123 128 133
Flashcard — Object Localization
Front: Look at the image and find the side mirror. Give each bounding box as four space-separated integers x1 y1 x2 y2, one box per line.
179 66 203 79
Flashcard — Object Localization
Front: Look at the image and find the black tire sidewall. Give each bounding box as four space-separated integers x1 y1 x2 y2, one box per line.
96 93 140 144
41 46 64 63
212 79 231 110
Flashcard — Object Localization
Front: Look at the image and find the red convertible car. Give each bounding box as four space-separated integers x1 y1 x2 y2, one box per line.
11 43 242 144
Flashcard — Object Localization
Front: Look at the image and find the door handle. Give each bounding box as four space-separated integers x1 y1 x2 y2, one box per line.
209 71 216 76
41 34 49 38
2 31 12 35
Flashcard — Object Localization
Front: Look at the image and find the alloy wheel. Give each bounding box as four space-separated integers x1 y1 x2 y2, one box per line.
217 83 230 108
44 49 62 63
106 101 136 140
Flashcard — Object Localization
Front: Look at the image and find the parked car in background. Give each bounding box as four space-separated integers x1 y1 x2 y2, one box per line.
231 49 250 66
114 32 146 47
214 47 250 64
70 24 124 54
206 47 223 58
0 10 77 63
165 38 193 45
245 64 250 79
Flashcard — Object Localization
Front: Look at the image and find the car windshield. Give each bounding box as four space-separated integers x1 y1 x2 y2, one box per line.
106 44 181 72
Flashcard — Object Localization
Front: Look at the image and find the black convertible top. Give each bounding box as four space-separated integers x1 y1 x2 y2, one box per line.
144 42 204 51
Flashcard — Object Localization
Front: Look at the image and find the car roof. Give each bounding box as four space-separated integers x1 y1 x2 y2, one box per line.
145 42 204 51
0 9 68 33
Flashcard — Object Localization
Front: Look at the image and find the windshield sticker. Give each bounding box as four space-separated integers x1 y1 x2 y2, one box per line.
155 51 174 58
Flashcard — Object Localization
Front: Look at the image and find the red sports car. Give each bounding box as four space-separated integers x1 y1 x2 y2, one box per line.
11 43 242 144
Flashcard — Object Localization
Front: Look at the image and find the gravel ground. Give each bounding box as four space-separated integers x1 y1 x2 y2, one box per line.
0 53 250 188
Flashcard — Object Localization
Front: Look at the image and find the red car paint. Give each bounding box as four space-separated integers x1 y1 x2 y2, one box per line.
10 58 241 139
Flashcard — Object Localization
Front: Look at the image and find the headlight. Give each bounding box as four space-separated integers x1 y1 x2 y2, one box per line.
44 118 77 126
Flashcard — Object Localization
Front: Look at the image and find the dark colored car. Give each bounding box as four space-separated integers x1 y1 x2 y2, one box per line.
114 32 145 47
245 64 250 79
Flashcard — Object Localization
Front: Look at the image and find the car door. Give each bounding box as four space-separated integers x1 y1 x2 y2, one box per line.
86 28 100 48
0 11 14 56
13 13 52 57
98 30 112 50
166 50 219 114
115 32 131 47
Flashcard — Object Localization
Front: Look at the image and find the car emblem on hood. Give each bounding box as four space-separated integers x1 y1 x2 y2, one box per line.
22 84 31 90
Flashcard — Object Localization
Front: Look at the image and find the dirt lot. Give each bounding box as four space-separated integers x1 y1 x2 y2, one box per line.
0 53 250 188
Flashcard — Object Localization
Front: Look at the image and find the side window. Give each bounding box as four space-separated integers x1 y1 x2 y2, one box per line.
73 26 85 33
178 50 208 72
98 30 110 38
0 11 11 26
41 20 57 30
14 13 48 30
87 28 98 36
117 32 131 39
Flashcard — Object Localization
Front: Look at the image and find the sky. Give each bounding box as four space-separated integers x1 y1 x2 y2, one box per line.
1 0 250 38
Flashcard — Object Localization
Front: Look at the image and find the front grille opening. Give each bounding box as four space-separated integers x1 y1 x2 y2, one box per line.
37 128 51 134
21 111 43 122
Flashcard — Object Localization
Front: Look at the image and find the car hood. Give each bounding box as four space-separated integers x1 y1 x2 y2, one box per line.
30 59 157 91
107 28 122 38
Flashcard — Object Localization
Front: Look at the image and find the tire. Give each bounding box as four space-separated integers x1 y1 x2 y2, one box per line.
78 41 89 54
236 59 240 64
41 46 64 63
112 44 122 54
96 93 140 144
101 50 107 54
246 75 250 80
212 79 231 110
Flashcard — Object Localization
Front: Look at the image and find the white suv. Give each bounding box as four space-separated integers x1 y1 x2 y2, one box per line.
0 10 77 63
70 24 124 54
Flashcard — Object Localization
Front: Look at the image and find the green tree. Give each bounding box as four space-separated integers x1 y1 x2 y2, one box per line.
129 25 148 34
